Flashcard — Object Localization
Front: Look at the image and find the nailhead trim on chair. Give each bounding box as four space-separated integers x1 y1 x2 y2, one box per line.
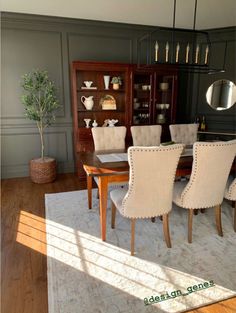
121 145 184 218
180 141 236 208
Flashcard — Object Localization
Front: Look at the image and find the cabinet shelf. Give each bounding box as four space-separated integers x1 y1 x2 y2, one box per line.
158 89 171 93
133 108 149 112
78 109 125 113
77 89 125 92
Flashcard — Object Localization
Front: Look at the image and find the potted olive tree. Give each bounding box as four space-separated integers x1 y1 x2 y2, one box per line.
21 69 60 183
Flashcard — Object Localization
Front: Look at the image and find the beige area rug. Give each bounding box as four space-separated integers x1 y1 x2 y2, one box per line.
45 189 236 313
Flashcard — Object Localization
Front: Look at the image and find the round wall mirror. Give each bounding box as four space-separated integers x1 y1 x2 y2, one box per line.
206 79 236 111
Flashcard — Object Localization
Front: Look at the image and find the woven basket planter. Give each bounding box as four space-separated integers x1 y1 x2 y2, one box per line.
30 157 56 184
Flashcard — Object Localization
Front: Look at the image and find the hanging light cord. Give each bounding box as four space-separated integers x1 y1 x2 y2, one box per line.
173 0 198 30
193 0 198 30
173 0 176 29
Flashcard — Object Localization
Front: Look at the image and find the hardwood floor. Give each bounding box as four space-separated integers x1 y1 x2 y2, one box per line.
1 173 235 313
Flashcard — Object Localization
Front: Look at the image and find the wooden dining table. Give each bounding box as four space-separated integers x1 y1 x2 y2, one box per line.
78 148 193 241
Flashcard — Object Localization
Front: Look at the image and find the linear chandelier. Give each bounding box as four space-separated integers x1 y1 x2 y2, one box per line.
137 0 227 74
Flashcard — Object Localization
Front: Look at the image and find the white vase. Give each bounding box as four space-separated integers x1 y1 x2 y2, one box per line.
84 118 91 128
92 120 98 127
103 75 110 90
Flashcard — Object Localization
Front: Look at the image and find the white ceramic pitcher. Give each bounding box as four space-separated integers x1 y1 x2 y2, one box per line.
81 96 94 110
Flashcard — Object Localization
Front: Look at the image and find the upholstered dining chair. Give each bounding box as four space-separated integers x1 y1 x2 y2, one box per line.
92 126 126 150
131 125 162 146
170 123 199 184
172 140 236 243
88 126 127 209
110 144 184 255
224 176 236 232
169 123 198 145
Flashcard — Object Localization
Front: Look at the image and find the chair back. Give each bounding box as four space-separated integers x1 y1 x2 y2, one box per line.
169 123 198 145
92 126 126 151
180 140 236 208
131 125 162 146
121 145 184 218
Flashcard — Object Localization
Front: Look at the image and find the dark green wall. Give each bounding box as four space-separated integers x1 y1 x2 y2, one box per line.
1 12 235 178
190 28 236 132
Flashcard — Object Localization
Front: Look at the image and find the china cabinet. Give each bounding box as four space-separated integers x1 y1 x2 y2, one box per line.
71 61 131 178
71 61 178 177
131 65 178 141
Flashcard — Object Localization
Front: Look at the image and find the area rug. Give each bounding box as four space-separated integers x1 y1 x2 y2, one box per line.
45 189 236 313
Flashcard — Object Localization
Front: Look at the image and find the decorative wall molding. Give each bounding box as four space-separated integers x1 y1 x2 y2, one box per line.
67 32 133 63
1 12 235 178
1 122 73 129
1 27 66 120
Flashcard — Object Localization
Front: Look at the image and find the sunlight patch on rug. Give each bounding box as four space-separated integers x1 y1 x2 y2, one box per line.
45 190 236 313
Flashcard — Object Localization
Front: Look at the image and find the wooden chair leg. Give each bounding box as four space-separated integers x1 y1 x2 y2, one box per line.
111 201 116 229
188 209 193 243
163 213 171 248
215 205 223 237
234 202 236 232
131 219 135 256
87 176 92 209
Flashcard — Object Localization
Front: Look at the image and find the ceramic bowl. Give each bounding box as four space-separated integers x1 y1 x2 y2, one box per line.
84 81 93 88
159 82 169 91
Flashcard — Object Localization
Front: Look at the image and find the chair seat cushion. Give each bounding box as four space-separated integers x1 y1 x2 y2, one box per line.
110 187 128 214
173 180 188 207
225 176 236 201
93 176 127 188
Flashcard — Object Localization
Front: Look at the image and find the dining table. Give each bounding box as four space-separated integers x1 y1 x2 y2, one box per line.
78 147 194 241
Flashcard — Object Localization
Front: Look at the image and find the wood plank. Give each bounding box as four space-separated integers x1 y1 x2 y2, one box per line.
1 173 235 313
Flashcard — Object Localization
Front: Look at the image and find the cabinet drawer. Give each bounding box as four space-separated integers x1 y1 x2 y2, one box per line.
77 128 92 140
76 140 94 152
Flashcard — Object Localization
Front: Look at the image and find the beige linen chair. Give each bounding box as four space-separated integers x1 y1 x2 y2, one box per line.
170 123 199 184
131 125 162 146
224 176 236 231
88 126 127 209
92 126 126 151
110 144 184 255
169 123 198 145
172 140 236 243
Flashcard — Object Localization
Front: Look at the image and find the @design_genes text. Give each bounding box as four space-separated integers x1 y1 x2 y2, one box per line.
144 280 215 306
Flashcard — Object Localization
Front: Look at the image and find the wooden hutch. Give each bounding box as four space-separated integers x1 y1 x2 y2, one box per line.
71 61 178 178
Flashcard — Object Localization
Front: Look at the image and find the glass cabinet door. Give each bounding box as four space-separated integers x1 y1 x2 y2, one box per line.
132 72 153 125
154 74 177 127
131 67 177 141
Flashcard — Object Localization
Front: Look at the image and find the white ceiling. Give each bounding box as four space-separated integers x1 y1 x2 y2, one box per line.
1 0 236 29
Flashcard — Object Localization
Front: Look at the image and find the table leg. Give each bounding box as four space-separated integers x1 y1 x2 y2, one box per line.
87 175 92 210
98 176 108 241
